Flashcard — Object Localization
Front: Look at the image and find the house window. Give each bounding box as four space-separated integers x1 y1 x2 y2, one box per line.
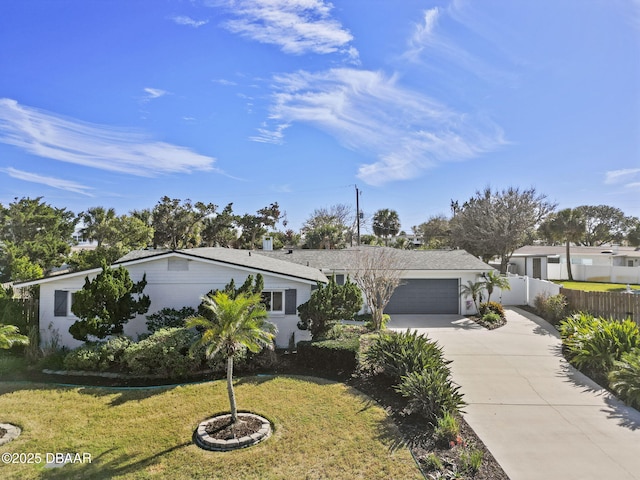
261 291 284 313
54 290 68 317
335 274 345 285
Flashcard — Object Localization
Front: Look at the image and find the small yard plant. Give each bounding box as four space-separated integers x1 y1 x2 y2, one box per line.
608 350 640 409
534 293 569 325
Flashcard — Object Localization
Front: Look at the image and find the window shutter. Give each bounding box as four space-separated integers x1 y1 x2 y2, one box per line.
54 290 68 317
285 289 297 315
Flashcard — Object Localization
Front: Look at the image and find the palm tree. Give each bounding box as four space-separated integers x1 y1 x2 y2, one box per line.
0 324 29 349
543 208 586 281
186 292 276 425
372 209 401 246
80 206 117 247
460 280 485 314
483 270 511 303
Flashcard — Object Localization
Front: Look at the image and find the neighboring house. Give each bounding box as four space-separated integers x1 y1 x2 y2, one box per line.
15 245 493 350
15 248 328 350
257 245 492 315
509 245 640 283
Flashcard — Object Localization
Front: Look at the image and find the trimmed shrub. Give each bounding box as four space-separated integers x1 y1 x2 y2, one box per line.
63 336 132 372
123 328 206 378
534 293 569 325
482 312 502 325
608 349 640 409
297 337 359 375
395 367 466 423
362 329 447 381
479 301 505 319
145 306 197 333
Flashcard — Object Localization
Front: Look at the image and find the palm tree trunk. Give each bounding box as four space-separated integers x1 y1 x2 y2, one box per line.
565 239 574 281
226 355 238 424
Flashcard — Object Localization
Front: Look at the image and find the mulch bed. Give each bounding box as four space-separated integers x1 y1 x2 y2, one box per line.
469 315 507 330
204 415 263 440
349 375 510 480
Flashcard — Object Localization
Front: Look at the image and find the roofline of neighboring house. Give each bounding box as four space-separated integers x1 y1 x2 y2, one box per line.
14 249 326 288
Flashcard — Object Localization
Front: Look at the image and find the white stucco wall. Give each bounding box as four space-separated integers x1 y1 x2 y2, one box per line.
38 257 315 349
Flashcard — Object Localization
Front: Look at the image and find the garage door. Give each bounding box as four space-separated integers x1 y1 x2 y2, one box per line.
386 279 459 314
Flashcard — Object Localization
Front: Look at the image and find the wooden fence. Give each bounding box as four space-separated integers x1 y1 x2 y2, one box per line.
560 288 640 324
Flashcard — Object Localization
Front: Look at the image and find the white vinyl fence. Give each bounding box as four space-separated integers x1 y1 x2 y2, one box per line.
494 274 561 306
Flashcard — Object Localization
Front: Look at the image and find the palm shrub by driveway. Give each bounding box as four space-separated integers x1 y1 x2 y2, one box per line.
186 292 276 425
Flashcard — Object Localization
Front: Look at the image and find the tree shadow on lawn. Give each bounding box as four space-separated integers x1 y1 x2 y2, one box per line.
75 384 181 407
39 441 192 479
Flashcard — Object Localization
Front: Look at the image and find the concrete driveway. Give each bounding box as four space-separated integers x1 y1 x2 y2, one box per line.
389 308 640 480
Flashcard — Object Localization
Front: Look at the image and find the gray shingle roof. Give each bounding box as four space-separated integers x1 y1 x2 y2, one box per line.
256 246 492 271
117 247 328 283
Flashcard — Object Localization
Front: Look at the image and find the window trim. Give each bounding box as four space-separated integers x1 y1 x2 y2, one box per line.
262 290 285 314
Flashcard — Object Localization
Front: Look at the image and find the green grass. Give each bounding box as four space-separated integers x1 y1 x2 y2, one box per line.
0 376 422 479
553 281 640 292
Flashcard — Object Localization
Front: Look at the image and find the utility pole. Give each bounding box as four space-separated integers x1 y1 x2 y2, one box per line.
355 185 361 246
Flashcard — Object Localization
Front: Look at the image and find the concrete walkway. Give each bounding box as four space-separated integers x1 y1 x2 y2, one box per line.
389 308 640 480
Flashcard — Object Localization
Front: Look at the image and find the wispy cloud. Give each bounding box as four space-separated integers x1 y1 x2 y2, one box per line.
171 15 209 28
0 98 217 177
605 168 640 186
142 87 169 101
2 167 94 196
213 0 359 61
250 122 290 144
259 68 506 185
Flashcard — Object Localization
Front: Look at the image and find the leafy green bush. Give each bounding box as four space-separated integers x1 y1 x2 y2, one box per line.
608 349 640 409
352 313 390 330
534 293 569 324
145 307 197 333
479 301 505 319
362 330 447 381
123 328 207 378
297 337 359 375
481 312 502 324
63 336 132 372
395 367 466 423
559 313 640 384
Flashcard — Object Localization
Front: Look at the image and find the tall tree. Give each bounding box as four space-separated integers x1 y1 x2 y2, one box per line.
236 203 280 249
151 197 217 249
301 204 353 249
0 197 77 281
574 205 631 246
540 208 586 281
201 203 237 247
186 292 276 426
79 206 117 247
627 218 640 247
69 262 150 341
413 214 452 249
350 247 409 330
372 209 401 246
450 187 555 273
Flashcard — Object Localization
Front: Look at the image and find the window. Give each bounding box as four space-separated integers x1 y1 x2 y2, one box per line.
335 274 345 285
54 290 68 317
261 291 284 313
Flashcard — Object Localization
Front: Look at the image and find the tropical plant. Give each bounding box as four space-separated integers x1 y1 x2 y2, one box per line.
297 276 362 338
608 349 640 409
482 270 510 303
145 306 198 333
479 301 505 319
0 323 29 349
395 367 466 423
372 209 401 246
433 410 461 447
539 208 586 281
186 292 276 425
460 280 485 314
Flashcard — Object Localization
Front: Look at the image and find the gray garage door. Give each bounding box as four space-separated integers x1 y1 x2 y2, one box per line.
386 279 459 314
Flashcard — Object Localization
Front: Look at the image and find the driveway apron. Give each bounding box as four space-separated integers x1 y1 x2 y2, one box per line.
390 308 640 480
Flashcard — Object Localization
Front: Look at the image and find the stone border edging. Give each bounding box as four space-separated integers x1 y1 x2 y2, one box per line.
0 423 21 446
194 413 271 452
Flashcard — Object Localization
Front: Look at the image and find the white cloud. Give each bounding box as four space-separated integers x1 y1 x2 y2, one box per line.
171 15 209 28
2 167 94 196
250 122 290 144
0 98 217 177
605 168 640 185
259 68 506 185
405 8 440 60
214 0 358 60
142 87 169 101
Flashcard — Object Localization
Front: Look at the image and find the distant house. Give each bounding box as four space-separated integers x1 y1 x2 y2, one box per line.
15 245 493 349
509 245 640 283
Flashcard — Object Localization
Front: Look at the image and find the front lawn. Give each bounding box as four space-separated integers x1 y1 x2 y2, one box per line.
0 376 422 479
553 280 640 292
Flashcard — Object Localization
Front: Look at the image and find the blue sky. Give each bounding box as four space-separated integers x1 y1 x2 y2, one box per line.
1 0 638 233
